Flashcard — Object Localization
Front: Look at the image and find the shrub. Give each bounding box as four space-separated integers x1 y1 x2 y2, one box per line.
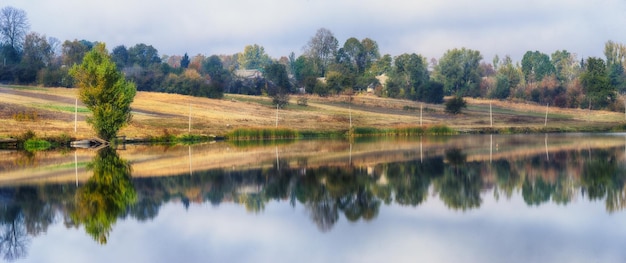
445 96 467 114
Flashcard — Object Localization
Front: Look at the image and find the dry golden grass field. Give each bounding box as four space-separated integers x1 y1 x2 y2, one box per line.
1 84 625 140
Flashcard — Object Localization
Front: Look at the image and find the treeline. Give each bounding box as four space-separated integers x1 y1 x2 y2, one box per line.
2 6 626 110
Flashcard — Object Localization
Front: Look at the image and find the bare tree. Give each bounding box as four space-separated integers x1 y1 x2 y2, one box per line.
303 28 338 77
0 6 30 50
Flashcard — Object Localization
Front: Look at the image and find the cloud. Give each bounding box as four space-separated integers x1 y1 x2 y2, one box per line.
4 0 626 61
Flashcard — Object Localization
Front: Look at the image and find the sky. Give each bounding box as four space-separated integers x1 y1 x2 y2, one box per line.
4 0 626 62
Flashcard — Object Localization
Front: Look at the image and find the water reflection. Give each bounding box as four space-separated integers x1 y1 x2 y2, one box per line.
69 147 136 244
0 134 625 261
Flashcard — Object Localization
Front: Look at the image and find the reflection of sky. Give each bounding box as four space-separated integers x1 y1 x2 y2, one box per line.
19 192 626 263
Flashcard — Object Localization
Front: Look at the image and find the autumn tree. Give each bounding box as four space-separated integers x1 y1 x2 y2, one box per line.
62 39 91 66
238 44 270 70
70 43 136 140
19 32 52 82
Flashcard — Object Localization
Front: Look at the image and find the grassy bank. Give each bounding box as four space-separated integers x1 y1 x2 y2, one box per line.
1 85 626 145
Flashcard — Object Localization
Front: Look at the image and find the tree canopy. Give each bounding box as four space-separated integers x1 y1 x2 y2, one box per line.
69 43 136 140
433 48 483 97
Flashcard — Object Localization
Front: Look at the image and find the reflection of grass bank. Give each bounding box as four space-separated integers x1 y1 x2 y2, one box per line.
462 124 626 134
352 125 456 137
226 127 345 140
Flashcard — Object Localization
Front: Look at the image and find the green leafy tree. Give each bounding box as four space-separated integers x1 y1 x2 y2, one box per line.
604 40 626 69
387 53 438 102
370 54 392 76
608 62 626 94
111 45 129 69
293 55 318 93
264 62 291 108
521 50 555 83
202 55 230 93
69 43 137 140
491 74 511 99
127 43 161 68
551 50 579 85
580 57 615 109
238 44 270 70
433 48 483 97
492 55 522 99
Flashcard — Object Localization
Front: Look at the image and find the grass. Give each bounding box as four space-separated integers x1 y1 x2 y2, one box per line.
1 85 626 143
35 103 90 113
227 127 300 140
352 125 455 137
24 138 51 151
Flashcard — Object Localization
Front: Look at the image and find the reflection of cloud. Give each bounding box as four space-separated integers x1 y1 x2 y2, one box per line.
18 194 626 263
6 0 625 59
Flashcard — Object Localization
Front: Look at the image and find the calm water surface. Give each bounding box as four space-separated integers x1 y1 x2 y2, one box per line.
0 133 626 263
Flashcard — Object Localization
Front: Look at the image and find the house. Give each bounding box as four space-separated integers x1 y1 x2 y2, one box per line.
234 69 262 79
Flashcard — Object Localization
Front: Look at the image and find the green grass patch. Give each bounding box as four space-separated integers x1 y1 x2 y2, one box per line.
36 104 90 113
227 127 300 140
24 139 51 152
144 130 217 144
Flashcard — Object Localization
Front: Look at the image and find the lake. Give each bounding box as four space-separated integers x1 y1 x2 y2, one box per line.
0 133 626 263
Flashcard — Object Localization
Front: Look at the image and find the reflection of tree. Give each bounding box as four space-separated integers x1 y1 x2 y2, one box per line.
522 177 555 205
552 175 574 205
128 199 160 222
71 147 137 244
296 168 341 231
235 194 266 213
305 193 338 232
580 150 626 212
0 205 28 262
436 149 482 211
384 158 444 206
581 151 620 200
492 160 521 199
338 188 380 222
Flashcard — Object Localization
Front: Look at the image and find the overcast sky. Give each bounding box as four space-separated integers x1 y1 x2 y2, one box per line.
4 0 626 62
